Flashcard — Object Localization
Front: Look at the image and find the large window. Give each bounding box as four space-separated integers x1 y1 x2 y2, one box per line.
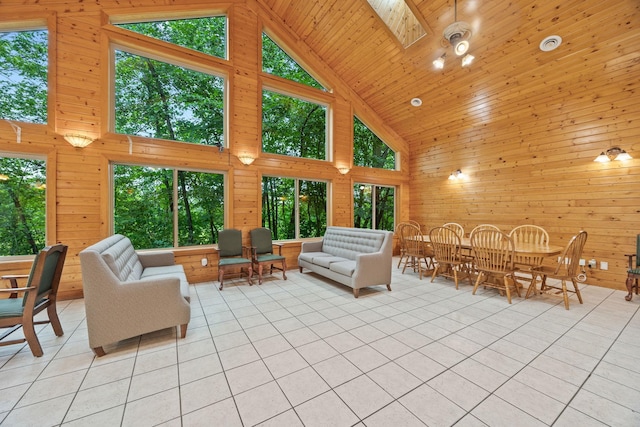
354 183 395 231
113 164 224 249
114 50 225 146
0 29 48 123
262 33 323 90
354 116 396 170
0 155 46 256
262 90 327 160
262 176 327 239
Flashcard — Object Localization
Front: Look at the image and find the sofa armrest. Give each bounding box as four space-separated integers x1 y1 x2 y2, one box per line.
137 251 175 268
352 250 392 287
301 240 323 253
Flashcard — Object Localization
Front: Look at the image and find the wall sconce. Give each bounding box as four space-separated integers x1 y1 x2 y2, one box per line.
594 146 633 162
237 154 255 165
337 166 350 175
448 169 465 180
64 134 94 148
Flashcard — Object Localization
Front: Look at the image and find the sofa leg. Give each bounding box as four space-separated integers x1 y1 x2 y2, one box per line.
353 288 359 298
93 346 106 357
386 284 391 292
299 267 303 273
180 323 188 338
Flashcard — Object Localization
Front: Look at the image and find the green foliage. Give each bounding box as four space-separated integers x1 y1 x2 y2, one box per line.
262 90 326 159
262 177 326 239
114 165 224 249
118 17 226 59
0 157 46 255
262 34 323 90
0 30 48 123
353 116 396 169
115 51 224 145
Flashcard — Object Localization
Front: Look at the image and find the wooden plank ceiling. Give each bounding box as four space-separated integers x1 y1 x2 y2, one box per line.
256 0 640 147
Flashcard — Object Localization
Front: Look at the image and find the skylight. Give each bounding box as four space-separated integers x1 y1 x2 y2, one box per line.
367 0 427 48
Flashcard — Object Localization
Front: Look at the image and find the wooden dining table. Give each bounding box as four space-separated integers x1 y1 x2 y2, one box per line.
419 235 564 259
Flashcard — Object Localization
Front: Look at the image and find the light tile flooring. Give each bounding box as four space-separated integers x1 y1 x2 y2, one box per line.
2 261 640 426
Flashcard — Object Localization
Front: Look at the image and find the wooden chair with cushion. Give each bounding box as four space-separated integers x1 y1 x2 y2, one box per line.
0 244 67 357
216 229 253 290
470 229 521 303
250 227 287 285
429 226 473 289
525 231 588 310
400 223 434 279
624 234 640 301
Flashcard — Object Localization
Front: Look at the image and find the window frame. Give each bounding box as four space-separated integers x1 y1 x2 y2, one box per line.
110 161 228 249
103 13 231 147
261 174 329 240
353 182 396 232
0 14 56 126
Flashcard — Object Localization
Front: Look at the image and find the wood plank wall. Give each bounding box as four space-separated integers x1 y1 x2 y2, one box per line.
0 0 410 300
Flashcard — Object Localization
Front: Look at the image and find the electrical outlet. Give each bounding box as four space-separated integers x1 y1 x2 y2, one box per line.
201 257 208 267
588 259 596 268
600 261 608 270
579 259 586 266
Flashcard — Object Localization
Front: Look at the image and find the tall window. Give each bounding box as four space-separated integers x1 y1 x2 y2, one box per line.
354 116 396 170
262 90 327 160
262 176 327 239
0 156 46 256
354 183 395 231
113 164 224 249
114 50 225 146
0 29 48 123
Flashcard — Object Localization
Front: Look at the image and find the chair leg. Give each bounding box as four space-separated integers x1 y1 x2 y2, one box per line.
504 276 512 304
47 303 64 337
561 280 570 310
625 275 635 301
353 288 359 298
257 264 263 285
180 323 188 338
23 316 43 357
218 268 224 290
93 346 106 357
453 268 459 289
472 272 483 295
430 265 438 282
281 260 287 280
571 279 583 304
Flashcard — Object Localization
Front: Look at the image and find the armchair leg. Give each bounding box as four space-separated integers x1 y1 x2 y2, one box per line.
218 268 224 290
23 317 43 357
47 303 64 337
93 346 106 357
353 288 359 298
180 323 188 338
625 275 635 301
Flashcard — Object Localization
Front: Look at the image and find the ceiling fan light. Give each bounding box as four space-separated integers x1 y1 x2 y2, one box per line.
454 40 469 56
433 56 445 69
461 54 474 66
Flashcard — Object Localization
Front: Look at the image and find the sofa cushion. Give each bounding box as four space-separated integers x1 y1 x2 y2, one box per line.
298 252 333 264
329 260 357 277
321 227 386 260
314 256 350 268
101 236 143 282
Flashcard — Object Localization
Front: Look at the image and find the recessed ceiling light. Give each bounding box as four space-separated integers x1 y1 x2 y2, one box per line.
540 35 562 52
410 98 422 107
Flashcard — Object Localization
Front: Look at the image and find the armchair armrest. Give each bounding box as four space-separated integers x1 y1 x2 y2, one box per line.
0 285 35 293
273 242 284 255
137 251 175 268
626 253 637 269
1 274 28 298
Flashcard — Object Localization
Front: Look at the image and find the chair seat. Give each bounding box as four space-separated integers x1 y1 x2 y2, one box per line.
0 299 24 318
256 253 285 263
628 268 640 274
219 257 252 266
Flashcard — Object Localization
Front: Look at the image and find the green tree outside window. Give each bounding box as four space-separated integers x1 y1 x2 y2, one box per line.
353 116 396 169
354 183 395 231
0 157 46 256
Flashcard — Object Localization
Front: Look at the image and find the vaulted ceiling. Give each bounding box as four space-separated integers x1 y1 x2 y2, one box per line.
256 0 640 148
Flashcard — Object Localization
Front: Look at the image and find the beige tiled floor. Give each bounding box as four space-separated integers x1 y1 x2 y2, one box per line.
2 261 640 426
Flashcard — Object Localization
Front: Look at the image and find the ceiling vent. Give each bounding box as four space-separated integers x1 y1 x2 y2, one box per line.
539 35 562 52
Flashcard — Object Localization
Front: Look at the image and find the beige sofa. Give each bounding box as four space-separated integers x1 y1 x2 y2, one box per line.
79 234 191 356
298 226 393 297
